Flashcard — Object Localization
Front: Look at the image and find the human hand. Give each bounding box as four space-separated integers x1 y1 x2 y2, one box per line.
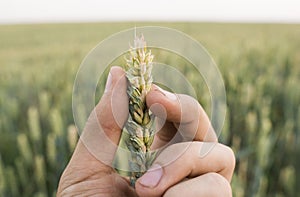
57 66 235 197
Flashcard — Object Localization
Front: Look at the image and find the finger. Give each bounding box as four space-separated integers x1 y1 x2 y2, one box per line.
96 66 128 143
163 173 232 197
135 142 235 197
58 66 129 193
146 85 217 143
69 66 128 168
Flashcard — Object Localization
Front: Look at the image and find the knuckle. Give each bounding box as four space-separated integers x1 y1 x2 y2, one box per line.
216 144 236 172
223 145 236 171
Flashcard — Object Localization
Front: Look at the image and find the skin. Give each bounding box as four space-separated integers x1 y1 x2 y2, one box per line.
57 66 235 197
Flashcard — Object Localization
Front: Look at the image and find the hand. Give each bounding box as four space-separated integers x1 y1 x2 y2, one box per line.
57 66 235 197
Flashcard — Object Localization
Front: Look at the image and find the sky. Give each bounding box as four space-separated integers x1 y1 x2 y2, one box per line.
0 0 300 24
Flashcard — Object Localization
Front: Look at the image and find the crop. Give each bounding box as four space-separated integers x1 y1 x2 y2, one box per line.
116 35 156 186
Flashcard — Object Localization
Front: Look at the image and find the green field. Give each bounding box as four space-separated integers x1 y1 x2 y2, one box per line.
0 22 299 197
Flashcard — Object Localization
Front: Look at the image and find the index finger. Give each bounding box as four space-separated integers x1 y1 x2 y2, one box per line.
146 85 217 142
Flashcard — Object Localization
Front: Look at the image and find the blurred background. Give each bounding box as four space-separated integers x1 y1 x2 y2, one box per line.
0 0 299 196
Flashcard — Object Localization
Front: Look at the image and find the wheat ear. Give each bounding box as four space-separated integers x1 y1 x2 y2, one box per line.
121 35 156 187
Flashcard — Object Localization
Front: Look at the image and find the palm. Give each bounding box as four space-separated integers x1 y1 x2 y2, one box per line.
57 140 137 197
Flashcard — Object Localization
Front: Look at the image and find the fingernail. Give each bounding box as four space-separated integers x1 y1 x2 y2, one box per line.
156 86 177 100
138 164 163 188
104 72 112 93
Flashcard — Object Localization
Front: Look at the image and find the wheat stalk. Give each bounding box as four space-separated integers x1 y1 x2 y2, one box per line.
120 34 156 187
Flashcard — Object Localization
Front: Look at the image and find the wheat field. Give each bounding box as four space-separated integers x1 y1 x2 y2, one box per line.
0 22 299 197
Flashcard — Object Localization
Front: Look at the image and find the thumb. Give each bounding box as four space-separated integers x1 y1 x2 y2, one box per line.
58 66 130 195
70 66 128 169
96 66 128 143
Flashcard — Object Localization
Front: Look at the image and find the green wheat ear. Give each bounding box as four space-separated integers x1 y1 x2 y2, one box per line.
117 34 156 187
